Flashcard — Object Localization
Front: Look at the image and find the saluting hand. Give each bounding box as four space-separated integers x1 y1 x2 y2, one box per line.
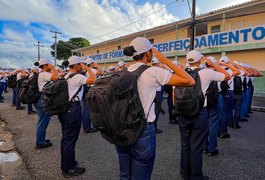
93 62 99 68
152 48 168 64
80 63 89 71
203 56 214 67
47 64 55 69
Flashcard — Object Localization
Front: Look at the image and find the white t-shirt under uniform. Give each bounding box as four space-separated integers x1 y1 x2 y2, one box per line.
65 73 87 101
17 73 22 81
128 63 172 123
38 72 52 92
193 68 225 107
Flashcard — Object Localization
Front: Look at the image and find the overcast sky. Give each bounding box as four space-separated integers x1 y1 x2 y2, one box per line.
0 0 251 68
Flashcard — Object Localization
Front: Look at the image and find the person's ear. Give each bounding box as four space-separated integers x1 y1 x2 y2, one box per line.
146 51 152 60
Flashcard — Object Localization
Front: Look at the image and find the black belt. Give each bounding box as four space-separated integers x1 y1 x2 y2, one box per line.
146 122 155 125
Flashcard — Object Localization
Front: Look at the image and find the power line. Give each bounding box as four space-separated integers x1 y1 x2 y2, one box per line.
58 3 101 31
81 1 181 33
57 42 75 50
0 51 34 54
60 41 80 49
89 0 181 41
186 0 193 17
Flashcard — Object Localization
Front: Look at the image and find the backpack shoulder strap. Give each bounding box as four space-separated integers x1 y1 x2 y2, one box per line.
66 72 79 80
131 65 150 79
70 85 83 102
193 68 201 73
191 68 204 97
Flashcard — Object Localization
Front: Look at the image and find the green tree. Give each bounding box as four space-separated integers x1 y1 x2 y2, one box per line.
69 37 90 48
50 37 90 60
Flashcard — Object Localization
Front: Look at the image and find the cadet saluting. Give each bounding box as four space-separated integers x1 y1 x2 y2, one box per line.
35 59 59 149
59 56 96 178
116 37 195 180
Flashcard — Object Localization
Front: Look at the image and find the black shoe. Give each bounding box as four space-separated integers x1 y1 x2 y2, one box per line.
4 91 8 93
16 107 25 110
232 125 241 129
207 150 219 157
84 128 97 133
248 111 253 114
35 142 53 149
180 173 189 180
219 133 230 139
0 100 4 103
246 114 250 118
62 167 86 178
172 119 178 124
28 111 37 114
240 118 248 122
228 124 234 128
156 129 163 134
45 139 51 143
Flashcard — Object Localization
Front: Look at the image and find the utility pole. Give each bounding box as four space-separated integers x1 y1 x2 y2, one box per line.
50 30 62 66
34 41 43 61
189 0 196 50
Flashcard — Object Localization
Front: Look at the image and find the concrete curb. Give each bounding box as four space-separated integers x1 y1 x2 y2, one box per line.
251 106 265 113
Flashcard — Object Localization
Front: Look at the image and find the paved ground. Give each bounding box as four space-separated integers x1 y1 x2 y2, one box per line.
0 91 265 180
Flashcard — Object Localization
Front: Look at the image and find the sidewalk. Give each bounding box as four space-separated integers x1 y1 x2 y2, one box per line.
252 93 265 112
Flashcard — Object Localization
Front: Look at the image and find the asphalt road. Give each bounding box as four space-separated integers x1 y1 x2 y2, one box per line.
0 91 265 180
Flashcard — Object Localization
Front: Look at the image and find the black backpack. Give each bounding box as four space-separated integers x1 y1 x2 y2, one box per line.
19 73 41 104
220 81 230 96
163 85 173 96
206 81 219 107
174 68 204 117
7 74 17 88
243 77 248 93
248 78 253 87
42 73 82 116
17 77 26 90
233 76 243 95
86 65 150 146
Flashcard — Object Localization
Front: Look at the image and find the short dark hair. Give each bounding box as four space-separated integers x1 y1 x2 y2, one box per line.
123 46 150 61
69 63 81 69
187 58 195 63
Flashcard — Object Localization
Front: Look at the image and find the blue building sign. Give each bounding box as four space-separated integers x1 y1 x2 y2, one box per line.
89 25 265 61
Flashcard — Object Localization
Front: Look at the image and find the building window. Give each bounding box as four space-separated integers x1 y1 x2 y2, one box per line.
96 50 100 54
187 24 208 37
211 25 221 33
149 39 154 44
117 45 121 50
196 24 208 36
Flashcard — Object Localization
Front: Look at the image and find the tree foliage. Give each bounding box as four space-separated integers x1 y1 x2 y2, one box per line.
50 37 90 60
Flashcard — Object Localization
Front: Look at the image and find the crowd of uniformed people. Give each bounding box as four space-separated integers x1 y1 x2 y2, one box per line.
0 36 263 180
